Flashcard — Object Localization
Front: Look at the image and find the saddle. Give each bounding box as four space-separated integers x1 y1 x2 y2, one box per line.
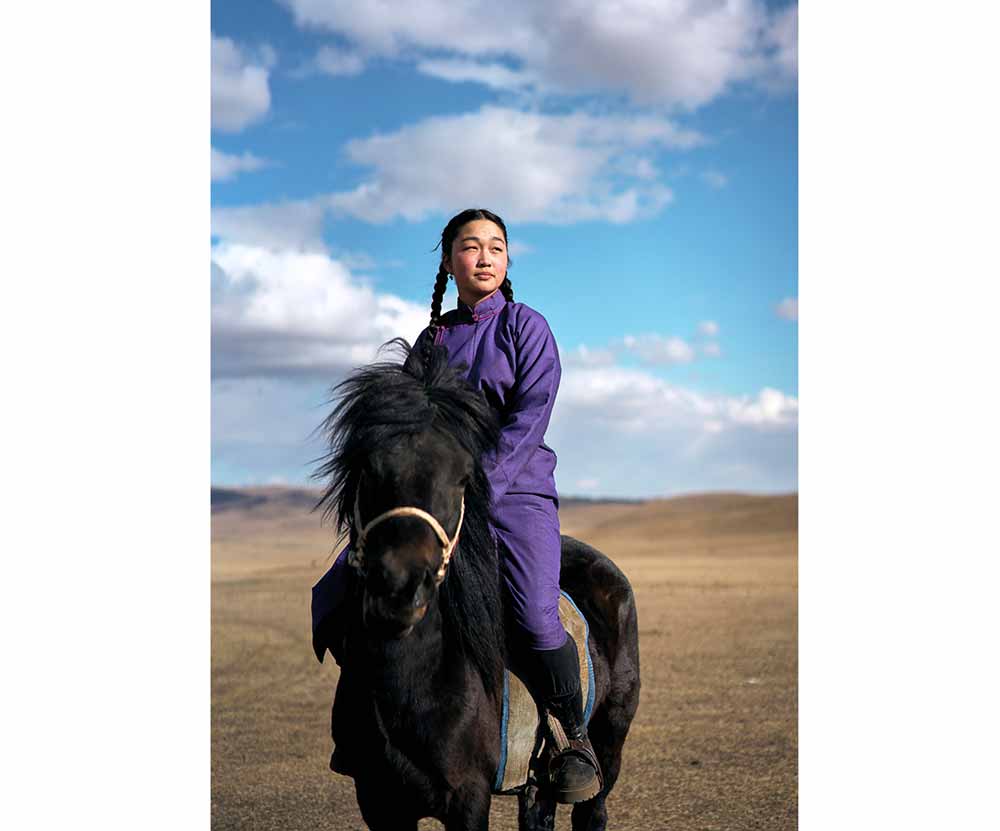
493 591 595 794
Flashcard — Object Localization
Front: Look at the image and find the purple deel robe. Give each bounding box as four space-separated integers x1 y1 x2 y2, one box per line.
311 289 567 656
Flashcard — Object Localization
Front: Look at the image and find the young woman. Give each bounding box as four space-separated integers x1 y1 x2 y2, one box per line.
312 208 601 803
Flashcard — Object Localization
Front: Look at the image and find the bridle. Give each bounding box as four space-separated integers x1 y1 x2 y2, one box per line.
349 474 466 586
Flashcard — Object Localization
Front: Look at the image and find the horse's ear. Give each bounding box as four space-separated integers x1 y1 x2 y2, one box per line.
403 334 430 378
403 348 423 378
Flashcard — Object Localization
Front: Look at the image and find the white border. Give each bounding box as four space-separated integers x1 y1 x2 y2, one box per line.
4 4 208 828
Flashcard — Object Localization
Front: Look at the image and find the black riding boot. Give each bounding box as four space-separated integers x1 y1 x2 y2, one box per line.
522 633 603 804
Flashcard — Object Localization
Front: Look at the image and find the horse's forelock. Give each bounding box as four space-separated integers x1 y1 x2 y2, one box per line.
312 337 496 531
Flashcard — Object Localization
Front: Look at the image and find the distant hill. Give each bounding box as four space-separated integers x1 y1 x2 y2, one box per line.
211 486 320 515
211 486 796 574
573 492 797 538
211 486 794 534
211 486 644 513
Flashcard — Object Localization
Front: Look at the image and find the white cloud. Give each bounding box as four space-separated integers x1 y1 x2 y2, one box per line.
702 342 722 358
209 253 794 491
328 248 380 271
211 102 708 232
213 361 797 494
620 157 660 181
211 243 428 378
563 344 617 368
557 366 796 431
548 364 797 496
212 346 796 494
212 198 329 252
279 0 797 109
570 326 725 368
416 58 535 91
313 44 365 76
278 0 536 57
211 147 269 182
211 35 275 132
621 333 696 365
327 105 701 224
701 169 729 189
776 296 798 321
696 321 722 357
725 387 797 427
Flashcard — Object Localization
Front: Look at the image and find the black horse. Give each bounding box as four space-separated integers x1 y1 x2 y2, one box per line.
312 338 640 831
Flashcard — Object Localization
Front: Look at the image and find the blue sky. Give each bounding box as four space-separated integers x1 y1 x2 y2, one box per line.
211 0 798 498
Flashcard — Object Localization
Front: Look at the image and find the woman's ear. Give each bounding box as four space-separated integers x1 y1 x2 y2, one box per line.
442 255 452 275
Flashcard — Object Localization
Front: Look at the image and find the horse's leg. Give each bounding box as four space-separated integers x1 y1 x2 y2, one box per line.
518 781 557 831
354 776 420 831
569 708 614 831
444 781 492 831
569 697 634 831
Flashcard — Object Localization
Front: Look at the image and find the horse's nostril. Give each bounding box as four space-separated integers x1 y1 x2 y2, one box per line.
408 570 429 604
423 566 437 588
370 558 407 594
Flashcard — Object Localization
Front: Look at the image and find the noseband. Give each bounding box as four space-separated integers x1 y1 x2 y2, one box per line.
349 484 466 586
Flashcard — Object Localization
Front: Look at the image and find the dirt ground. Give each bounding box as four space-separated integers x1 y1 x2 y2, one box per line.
212 488 797 830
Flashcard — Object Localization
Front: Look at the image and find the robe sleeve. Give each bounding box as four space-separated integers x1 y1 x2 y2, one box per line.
482 311 561 503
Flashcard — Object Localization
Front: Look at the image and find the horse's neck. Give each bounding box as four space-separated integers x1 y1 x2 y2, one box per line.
361 602 456 715
346 595 498 779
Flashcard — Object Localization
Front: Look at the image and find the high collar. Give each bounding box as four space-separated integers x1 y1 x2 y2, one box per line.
456 289 507 321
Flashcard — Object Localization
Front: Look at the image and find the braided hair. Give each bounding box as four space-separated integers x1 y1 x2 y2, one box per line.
428 209 515 342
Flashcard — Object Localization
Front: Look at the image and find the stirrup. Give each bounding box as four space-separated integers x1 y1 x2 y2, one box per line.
546 713 604 803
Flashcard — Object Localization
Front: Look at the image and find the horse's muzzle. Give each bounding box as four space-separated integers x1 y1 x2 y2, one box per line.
363 593 428 639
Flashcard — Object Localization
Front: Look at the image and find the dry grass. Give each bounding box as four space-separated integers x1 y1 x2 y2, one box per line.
212 488 797 830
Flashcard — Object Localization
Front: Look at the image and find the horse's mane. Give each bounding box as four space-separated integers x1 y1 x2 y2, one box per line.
313 337 505 694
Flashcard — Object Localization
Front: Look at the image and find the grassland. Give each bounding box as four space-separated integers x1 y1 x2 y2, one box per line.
212 488 797 830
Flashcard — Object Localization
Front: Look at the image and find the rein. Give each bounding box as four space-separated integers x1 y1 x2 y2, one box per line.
350 481 466 585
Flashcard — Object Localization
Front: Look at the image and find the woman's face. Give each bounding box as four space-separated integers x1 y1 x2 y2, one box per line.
444 219 508 307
